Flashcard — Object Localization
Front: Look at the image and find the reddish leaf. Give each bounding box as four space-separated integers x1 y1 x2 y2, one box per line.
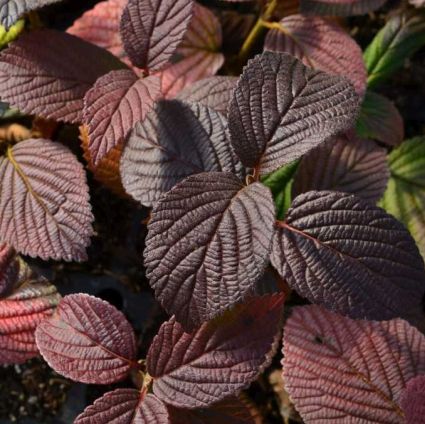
283 305 425 422
401 376 425 424
75 389 170 424
83 70 160 165
0 243 18 297
147 294 284 408
300 0 386 16
35 294 137 384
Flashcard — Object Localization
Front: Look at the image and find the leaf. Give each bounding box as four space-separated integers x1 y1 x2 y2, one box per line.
120 0 193 71
264 15 366 96
271 190 425 322
36 294 137 384
0 29 126 123
0 18 24 48
144 172 275 329
83 70 160 166
380 137 425 259
299 0 386 17
364 10 425 87
283 305 425 423
293 134 389 203
401 376 425 424
0 243 18 297
228 51 359 175
0 139 94 261
147 293 284 408
120 100 244 207
75 389 170 424
356 91 404 147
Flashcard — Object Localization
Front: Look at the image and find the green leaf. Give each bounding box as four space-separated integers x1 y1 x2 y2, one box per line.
0 19 24 49
379 137 425 258
364 10 425 87
261 160 299 219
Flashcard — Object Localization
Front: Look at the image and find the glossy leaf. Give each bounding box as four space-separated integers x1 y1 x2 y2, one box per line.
75 389 170 424
147 294 284 408
144 172 275 329
0 243 18 297
121 100 243 206
271 190 425 322
401 376 425 424
300 0 386 16
293 134 389 203
0 29 125 123
0 139 94 261
264 15 366 96
228 51 359 174
35 294 137 384
120 0 193 71
283 305 425 423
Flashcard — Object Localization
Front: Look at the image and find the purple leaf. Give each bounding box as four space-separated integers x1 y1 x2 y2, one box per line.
0 139 94 261
0 243 18 297
83 70 161 166
293 133 389 203
120 100 244 207
283 305 425 422
147 293 284 408
120 0 193 72
228 52 359 174
271 191 425 322
35 294 137 384
300 0 386 16
401 376 425 424
144 172 275 329
75 389 170 424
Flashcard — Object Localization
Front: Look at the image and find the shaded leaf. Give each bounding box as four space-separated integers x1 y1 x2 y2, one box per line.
144 172 275 329
283 305 425 422
228 51 359 174
147 294 284 408
401 376 425 424
0 139 94 261
35 294 137 384
0 243 18 297
300 0 386 16
271 190 425 322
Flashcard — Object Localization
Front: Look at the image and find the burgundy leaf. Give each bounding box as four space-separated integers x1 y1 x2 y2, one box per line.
83 70 161 165
120 100 244 207
147 294 284 408
35 294 137 384
0 139 94 261
264 15 367 96
300 0 386 16
292 134 389 203
144 172 275 329
0 243 18 297
271 191 425 322
0 29 126 123
120 0 193 71
401 376 425 424
75 389 170 424
228 51 359 174
283 305 425 422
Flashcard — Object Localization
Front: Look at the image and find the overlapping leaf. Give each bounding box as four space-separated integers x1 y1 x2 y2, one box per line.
401 376 425 424
271 190 425 322
0 139 94 261
144 172 275 329
121 100 243 206
75 389 170 424
300 0 386 17
228 52 359 174
147 294 284 408
264 15 366 95
35 294 137 384
293 134 389 203
0 243 18 297
283 305 425 423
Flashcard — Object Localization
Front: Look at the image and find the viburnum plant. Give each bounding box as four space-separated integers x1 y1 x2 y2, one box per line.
0 0 425 422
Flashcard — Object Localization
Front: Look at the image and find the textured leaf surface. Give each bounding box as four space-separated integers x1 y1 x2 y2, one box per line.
300 0 386 16
0 139 94 261
271 190 425 322
120 0 193 71
0 243 18 297
356 91 404 146
228 52 359 174
401 376 425 424
0 29 125 123
35 294 137 384
264 15 366 96
144 172 275 329
75 389 170 424
121 100 243 206
83 70 160 165
283 305 425 423
293 134 389 203
147 294 284 408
